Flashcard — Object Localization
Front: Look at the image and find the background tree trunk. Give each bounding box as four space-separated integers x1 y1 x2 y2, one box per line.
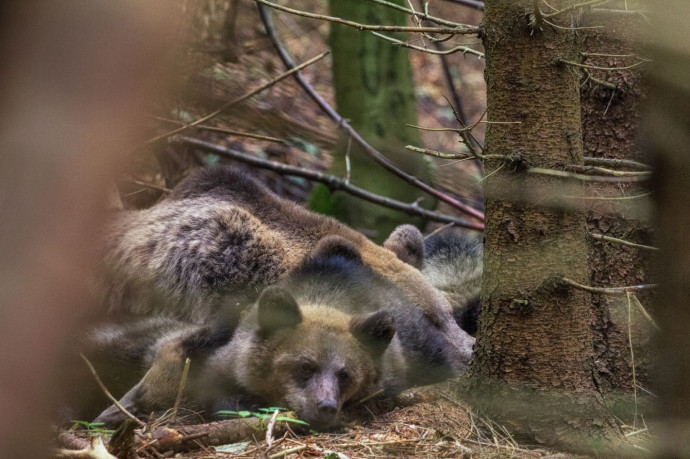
313 0 432 241
466 1 619 451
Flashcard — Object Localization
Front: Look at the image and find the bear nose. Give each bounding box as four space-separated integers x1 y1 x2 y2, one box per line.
317 400 338 418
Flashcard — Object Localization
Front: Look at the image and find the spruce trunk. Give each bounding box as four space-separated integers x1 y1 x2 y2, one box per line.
467 1 619 451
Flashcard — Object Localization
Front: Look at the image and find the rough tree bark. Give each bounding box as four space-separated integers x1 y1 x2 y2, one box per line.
466 1 621 451
314 0 432 241
580 4 656 407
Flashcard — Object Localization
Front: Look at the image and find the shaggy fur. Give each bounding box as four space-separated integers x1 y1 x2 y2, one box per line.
422 232 482 336
93 238 399 428
100 166 474 375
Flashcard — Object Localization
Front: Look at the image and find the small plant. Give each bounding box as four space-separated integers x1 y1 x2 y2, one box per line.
216 407 309 426
70 420 116 436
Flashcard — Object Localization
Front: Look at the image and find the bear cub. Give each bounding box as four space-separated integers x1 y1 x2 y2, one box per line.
196 235 400 429
93 235 403 429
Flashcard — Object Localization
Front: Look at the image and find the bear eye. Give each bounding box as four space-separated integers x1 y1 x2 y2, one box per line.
423 310 442 328
337 369 351 385
298 360 316 377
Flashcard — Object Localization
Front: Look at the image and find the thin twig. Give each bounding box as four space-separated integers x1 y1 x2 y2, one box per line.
171 357 191 424
582 67 617 90
80 353 146 427
371 32 484 58
410 0 482 160
557 58 646 72
424 222 456 239
543 0 609 18
344 135 352 185
268 445 308 459
258 4 485 223
406 145 520 162
255 0 479 34
364 0 467 27
584 156 651 170
153 116 286 144
590 232 658 251
626 292 639 428
120 180 172 194
355 389 384 405
630 295 661 331
265 408 280 448
528 167 650 182
562 164 651 177
559 277 657 296
136 51 329 149
444 95 481 158
176 136 484 230
543 16 604 30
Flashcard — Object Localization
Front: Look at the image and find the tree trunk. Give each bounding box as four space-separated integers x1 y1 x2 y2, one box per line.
466 1 620 451
646 0 690 454
315 0 431 242
580 6 656 408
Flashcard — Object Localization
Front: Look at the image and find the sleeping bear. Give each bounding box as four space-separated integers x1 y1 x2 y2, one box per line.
86 165 476 427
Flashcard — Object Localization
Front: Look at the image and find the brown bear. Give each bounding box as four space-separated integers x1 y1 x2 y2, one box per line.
100 166 474 379
422 231 482 336
90 232 481 429
383 225 482 336
91 237 398 428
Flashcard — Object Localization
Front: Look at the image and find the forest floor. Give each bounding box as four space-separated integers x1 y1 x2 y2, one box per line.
62 382 588 458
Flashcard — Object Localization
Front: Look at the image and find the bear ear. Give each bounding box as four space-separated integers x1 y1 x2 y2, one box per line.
384 225 424 270
257 286 302 336
311 235 363 263
350 310 396 360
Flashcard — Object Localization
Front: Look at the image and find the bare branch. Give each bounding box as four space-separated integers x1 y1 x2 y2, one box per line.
562 164 651 177
371 32 484 58
543 0 609 19
119 179 172 194
80 353 146 427
137 51 328 149
171 357 191 424
557 58 646 72
406 145 519 162
257 4 485 223
365 0 468 28
559 277 657 296
581 67 617 90
583 157 651 171
153 116 286 144
176 136 484 231
528 167 650 182
414 0 483 159
590 232 658 251
255 0 479 35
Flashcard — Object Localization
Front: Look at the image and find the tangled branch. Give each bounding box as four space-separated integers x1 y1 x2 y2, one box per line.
257 3 485 223
176 136 484 231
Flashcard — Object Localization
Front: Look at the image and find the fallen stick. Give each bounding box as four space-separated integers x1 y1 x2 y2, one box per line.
134 414 299 454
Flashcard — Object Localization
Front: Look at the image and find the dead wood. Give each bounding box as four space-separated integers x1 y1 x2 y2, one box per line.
134 414 298 454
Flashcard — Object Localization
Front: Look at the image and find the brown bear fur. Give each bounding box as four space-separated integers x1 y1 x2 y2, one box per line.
92 237 399 428
384 225 482 336
100 166 474 376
